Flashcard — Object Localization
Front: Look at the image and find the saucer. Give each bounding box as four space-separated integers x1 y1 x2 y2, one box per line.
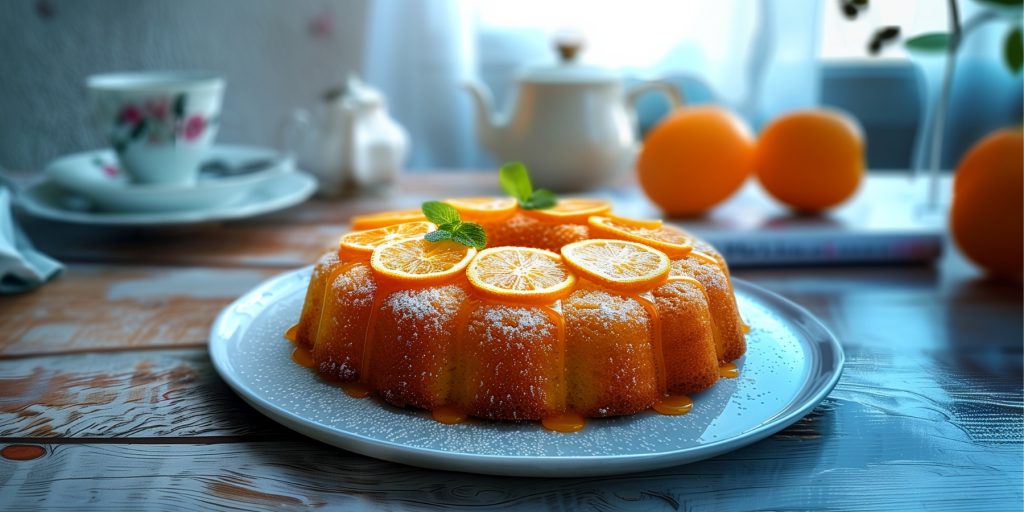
17 170 317 226
45 145 292 213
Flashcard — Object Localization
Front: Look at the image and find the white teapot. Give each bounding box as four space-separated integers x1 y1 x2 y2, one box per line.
286 76 409 196
466 41 682 192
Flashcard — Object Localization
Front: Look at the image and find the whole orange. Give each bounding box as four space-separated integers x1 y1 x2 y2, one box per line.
754 109 865 212
637 106 755 216
951 129 1023 278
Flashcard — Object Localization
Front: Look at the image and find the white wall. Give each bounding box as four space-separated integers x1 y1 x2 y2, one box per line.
0 0 369 171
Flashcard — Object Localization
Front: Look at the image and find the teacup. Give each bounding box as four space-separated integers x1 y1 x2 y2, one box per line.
87 71 225 185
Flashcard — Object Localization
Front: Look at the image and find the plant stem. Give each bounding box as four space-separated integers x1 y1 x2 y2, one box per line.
925 0 962 209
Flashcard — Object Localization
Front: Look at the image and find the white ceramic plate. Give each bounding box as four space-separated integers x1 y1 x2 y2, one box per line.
209 268 844 477
17 171 316 226
45 145 291 212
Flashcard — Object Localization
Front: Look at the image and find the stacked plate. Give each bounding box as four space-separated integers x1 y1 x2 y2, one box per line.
18 145 317 225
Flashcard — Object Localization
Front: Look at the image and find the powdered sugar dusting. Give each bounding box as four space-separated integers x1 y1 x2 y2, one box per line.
671 257 728 294
563 289 646 328
385 285 467 332
473 305 554 343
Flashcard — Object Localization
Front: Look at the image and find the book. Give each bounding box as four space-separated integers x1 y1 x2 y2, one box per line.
612 174 948 267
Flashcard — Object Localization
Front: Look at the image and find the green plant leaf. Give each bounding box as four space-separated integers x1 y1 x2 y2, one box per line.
499 162 533 204
523 188 557 210
904 32 950 53
975 0 1023 7
421 201 461 226
1005 25 1023 74
449 222 487 250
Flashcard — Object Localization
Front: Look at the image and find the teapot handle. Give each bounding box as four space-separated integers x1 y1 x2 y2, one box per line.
624 80 684 111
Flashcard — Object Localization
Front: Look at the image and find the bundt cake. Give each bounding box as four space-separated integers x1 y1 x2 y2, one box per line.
288 192 747 430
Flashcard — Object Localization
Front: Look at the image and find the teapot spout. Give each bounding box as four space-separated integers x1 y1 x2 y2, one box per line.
464 81 502 153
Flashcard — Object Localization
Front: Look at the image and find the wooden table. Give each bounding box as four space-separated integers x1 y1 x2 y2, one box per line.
1 173 1021 510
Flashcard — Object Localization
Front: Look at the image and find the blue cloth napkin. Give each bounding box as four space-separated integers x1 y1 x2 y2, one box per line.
0 186 63 293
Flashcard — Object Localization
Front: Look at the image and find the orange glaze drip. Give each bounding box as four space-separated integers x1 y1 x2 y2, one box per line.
341 382 373 398
300 259 359 349
665 275 702 287
741 322 751 334
542 412 585 433
449 291 478 411
653 395 694 416
538 303 568 412
284 324 299 344
631 292 668 395
291 346 315 368
432 405 468 424
1 444 45 461
719 361 739 378
357 277 396 385
689 250 719 266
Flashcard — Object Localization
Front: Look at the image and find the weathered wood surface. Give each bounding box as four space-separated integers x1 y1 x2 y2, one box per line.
0 265 278 356
0 420 1019 512
0 173 1020 510
0 349 281 439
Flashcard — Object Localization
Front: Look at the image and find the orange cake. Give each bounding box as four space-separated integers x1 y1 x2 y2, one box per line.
288 169 747 428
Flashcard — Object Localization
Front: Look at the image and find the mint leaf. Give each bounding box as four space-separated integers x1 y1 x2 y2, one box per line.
450 222 487 249
422 201 461 226
523 188 557 210
424 230 453 243
499 162 533 204
421 200 487 249
499 161 557 210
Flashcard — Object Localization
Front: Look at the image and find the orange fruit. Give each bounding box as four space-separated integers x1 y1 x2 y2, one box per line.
521 198 611 224
444 197 517 223
370 238 476 283
951 129 1023 278
588 215 692 258
561 239 670 292
338 221 436 258
637 106 755 216
466 247 576 304
755 109 865 213
351 208 428 230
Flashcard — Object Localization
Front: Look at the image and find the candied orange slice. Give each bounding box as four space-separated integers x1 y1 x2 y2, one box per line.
339 221 436 258
561 239 670 291
370 238 476 283
522 198 611 224
467 247 576 304
444 197 517 223
588 215 692 258
351 208 428 230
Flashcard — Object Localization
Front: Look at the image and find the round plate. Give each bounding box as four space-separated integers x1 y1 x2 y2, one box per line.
45 145 293 213
17 171 316 226
209 268 844 477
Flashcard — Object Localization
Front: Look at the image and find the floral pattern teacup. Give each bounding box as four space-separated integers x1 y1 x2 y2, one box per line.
87 71 224 185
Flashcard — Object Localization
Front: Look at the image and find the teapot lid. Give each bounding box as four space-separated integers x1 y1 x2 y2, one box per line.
518 38 620 85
